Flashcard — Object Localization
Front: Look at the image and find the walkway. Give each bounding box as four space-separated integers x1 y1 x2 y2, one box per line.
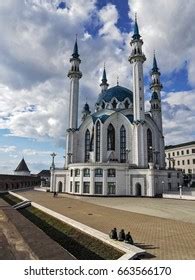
0 198 75 260
17 190 195 260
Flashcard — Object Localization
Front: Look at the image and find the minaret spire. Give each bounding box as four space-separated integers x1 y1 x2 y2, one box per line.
100 64 109 92
72 34 79 59
132 13 141 40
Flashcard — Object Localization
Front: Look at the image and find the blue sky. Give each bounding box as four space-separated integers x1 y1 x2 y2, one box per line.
0 0 195 174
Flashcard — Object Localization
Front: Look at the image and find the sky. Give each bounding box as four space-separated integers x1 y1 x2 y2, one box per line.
0 0 195 174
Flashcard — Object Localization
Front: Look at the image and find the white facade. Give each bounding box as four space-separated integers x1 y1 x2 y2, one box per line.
51 19 181 196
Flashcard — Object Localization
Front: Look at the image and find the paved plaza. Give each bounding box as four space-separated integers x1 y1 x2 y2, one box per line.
17 190 195 260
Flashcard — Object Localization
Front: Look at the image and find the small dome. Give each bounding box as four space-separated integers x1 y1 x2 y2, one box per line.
83 102 90 111
96 85 133 105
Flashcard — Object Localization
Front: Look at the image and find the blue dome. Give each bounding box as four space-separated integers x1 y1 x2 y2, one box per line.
97 85 133 104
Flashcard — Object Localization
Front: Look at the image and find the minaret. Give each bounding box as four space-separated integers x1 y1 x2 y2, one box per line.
150 53 165 169
65 38 82 167
67 37 82 129
129 15 146 122
150 53 163 132
129 15 147 167
100 65 109 92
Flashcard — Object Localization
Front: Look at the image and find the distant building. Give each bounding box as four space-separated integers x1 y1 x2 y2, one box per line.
0 158 40 192
14 158 30 176
165 141 195 186
38 170 50 187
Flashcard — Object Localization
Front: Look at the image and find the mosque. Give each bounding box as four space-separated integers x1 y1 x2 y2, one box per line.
50 18 181 196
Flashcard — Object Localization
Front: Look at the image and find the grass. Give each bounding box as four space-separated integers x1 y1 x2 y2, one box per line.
1 193 123 260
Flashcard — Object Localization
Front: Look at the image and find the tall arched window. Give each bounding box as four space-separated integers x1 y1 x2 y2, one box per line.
96 121 101 162
120 125 126 162
107 124 115 151
147 128 153 163
85 129 90 162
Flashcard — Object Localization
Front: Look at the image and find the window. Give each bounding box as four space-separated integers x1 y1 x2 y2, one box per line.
177 161 180 166
70 182 73 192
168 183 172 190
83 182 90 194
168 153 171 158
75 182 80 193
85 129 90 162
168 173 171 178
95 182 103 194
187 149 189 154
181 150 184 155
70 169 73 177
187 160 190 165
107 182 116 195
120 125 126 163
192 149 195 153
188 169 192 174
108 169 116 177
147 129 153 162
124 100 129 108
96 121 101 162
182 160 185 165
112 99 117 109
75 169 80 177
173 152 175 156
95 168 103 177
107 124 115 151
193 159 195 164
83 168 90 177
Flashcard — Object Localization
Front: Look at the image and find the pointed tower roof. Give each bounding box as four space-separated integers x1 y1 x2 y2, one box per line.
72 36 79 59
132 14 141 40
83 102 90 112
102 65 107 83
152 53 159 72
15 158 30 172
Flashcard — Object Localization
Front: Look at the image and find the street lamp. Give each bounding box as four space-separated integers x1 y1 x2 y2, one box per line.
50 153 57 169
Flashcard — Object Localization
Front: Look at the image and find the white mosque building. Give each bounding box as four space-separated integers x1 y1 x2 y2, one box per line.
50 18 182 196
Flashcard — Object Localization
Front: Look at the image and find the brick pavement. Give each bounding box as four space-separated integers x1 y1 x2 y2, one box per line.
18 191 195 260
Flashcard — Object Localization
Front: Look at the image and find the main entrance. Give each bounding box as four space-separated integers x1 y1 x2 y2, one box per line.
135 183 142 196
58 181 63 193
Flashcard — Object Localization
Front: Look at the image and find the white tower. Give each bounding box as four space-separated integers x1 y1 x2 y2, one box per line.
65 38 82 166
67 38 82 129
129 16 147 167
150 54 163 132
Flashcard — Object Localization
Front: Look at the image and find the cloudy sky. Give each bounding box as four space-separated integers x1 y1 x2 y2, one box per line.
0 0 195 174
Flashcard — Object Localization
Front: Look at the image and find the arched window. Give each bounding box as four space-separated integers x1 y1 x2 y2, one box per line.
147 128 153 163
96 121 101 162
85 129 90 162
124 100 130 109
112 99 117 109
101 101 105 109
107 124 115 151
120 125 126 162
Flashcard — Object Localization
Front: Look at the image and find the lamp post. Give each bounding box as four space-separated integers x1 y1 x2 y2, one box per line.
50 153 57 193
162 180 165 196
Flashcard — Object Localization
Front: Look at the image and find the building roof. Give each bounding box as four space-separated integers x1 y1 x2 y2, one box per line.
14 158 30 172
37 170 50 177
96 85 133 104
165 141 195 150
151 54 159 73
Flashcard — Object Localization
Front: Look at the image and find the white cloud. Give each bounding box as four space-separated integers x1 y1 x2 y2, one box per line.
0 145 16 153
